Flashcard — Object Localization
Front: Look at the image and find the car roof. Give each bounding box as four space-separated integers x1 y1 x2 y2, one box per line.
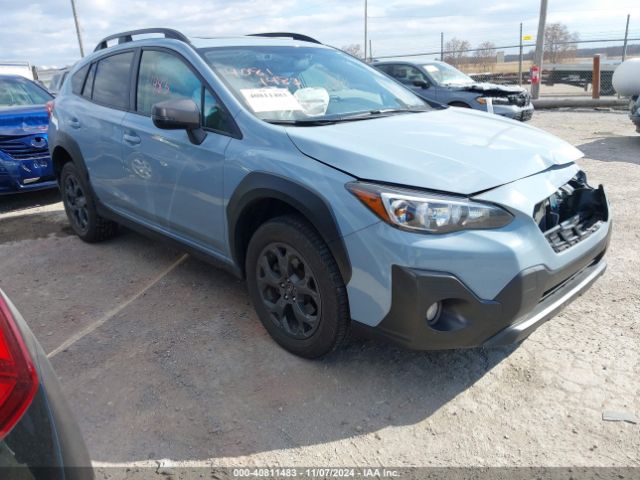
73 30 334 75
0 74 33 80
90 29 330 55
375 59 445 66
191 35 331 49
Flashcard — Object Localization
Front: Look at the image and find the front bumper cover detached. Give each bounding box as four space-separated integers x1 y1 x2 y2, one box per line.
357 227 610 350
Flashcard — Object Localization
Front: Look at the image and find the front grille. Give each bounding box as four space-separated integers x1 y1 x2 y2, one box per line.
0 136 49 161
533 172 608 253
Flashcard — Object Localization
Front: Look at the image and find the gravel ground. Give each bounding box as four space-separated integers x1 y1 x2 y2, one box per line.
0 110 638 474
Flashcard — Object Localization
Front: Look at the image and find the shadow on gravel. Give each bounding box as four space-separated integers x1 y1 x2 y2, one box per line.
0 210 72 243
578 135 640 165
45 240 518 463
0 189 61 214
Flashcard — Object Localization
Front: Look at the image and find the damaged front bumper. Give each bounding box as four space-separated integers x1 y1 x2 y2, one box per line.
490 103 534 121
356 228 609 350
0 134 56 195
347 168 610 350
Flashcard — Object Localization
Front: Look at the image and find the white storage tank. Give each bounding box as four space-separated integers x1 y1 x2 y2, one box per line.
613 58 640 96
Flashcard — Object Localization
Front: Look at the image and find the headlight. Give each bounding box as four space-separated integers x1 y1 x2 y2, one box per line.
476 96 511 105
346 182 513 234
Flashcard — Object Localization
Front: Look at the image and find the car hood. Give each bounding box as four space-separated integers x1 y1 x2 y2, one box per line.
285 108 582 195
447 81 527 96
0 105 49 136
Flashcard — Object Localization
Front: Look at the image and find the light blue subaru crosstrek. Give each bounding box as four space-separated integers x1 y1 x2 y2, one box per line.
48 29 611 358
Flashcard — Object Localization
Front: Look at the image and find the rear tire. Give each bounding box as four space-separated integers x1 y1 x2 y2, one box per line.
60 162 118 243
246 215 350 358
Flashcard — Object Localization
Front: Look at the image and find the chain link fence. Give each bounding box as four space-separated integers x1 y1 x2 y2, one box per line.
372 33 640 98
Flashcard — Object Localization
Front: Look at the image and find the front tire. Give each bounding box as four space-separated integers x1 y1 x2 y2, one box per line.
60 162 118 242
246 215 350 358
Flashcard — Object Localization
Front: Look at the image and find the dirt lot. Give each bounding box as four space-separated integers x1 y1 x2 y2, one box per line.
0 111 638 474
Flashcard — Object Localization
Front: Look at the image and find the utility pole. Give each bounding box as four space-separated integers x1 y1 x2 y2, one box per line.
369 39 373 62
518 22 523 86
622 14 631 62
70 0 85 57
364 0 368 62
531 0 548 99
440 32 444 61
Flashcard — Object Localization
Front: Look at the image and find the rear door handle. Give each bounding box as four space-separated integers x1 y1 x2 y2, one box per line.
69 117 81 129
123 133 141 146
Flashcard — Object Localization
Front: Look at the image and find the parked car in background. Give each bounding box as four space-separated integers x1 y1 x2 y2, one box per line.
375 60 534 121
0 290 93 478
0 75 56 194
631 96 640 133
612 59 640 133
50 29 609 358
0 61 35 81
48 68 70 96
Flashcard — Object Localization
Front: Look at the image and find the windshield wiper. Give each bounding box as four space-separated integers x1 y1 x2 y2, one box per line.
265 119 339 126
335 108 429 121
265 108 429 126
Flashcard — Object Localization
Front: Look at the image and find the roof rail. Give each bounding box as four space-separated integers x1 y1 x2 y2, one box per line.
94 28 190 52
247 32 322 44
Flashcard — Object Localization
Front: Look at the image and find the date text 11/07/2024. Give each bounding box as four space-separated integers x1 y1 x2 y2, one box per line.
232 468 401 477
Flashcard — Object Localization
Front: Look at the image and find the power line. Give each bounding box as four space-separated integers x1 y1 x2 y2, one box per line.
373 37 640 60
367 6 639 20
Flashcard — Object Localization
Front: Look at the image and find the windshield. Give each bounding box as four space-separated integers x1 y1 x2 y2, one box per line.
0 77 52 108
423 63 474 86
200 46 428 123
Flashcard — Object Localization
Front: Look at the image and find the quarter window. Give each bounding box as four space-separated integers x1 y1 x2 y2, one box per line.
82 63 96 99
71 64 90 95
92 51 134 109
136 50 201 116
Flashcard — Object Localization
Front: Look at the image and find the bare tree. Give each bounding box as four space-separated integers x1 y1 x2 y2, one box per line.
341 44 363 59
544 23 580 64
473 41 497 70
444 38 471 67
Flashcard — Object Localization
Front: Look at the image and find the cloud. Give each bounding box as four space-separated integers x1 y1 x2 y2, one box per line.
0 0 637 67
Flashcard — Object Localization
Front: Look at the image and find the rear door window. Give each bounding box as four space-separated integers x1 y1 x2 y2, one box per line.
92 51 134 109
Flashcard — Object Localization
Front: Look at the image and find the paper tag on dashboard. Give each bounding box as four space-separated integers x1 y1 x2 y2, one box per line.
240 88 303 112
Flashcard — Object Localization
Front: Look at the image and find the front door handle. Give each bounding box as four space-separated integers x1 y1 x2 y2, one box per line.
123 133 141 146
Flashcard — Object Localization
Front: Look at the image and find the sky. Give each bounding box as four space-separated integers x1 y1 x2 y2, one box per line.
0 0 638 67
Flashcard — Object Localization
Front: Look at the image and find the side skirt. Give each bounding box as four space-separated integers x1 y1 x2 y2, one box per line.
95 202 244 279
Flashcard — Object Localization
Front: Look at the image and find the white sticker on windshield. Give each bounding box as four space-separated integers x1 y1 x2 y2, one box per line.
240 88 303 112
424 65 439 73
294 87 330 116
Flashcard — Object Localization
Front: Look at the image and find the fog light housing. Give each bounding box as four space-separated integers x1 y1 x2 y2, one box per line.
425 302 441 325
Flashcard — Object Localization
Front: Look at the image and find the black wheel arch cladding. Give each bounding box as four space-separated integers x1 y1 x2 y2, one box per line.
51 131 96 197
227 172 352 284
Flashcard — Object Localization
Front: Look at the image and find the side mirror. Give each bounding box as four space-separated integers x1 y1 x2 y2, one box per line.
151 98 206 145
412 79 430 89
